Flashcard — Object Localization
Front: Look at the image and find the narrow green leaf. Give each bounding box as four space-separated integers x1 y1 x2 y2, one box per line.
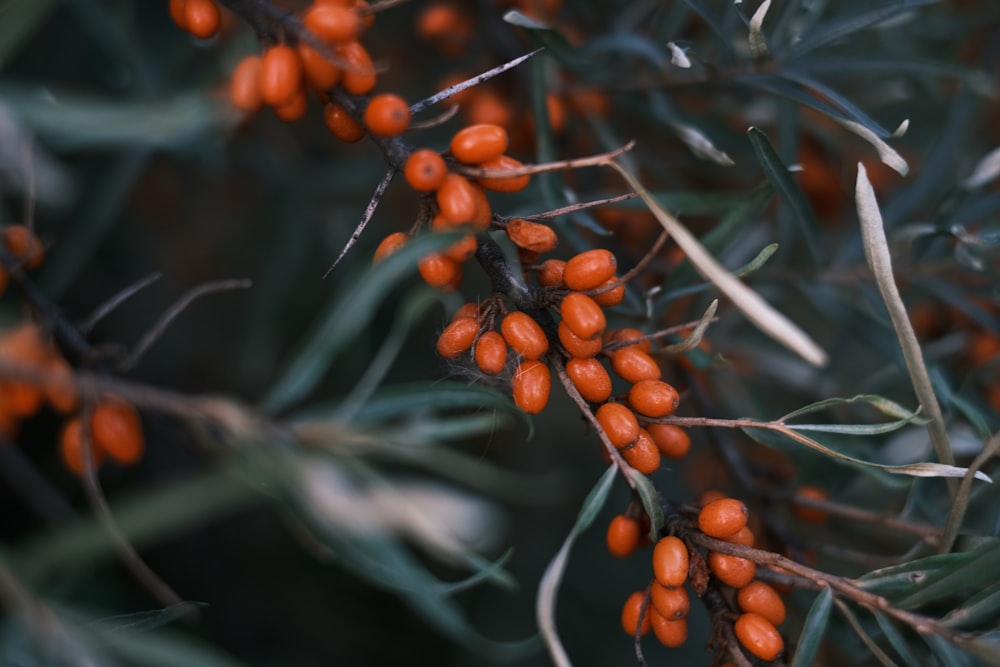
501 10 577 65
663 300 718 355
89 604 208 635
780 394 919 422
582 34 669 70
633 472 664 541
790 587 833 667
856 551 980 599
953 632 1000 665
942 582 1000 629
439 549 517 596
747 127 820 260
834 599 898 667
787 414 923 436
874 612 923 667
896 541 1000 609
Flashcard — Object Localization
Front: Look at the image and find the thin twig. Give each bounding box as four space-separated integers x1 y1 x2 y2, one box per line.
324 168 396 277
496 193 639 223
457 141 635 179
410 48 544 114
409 103 459 130
776 489 943 542
939 430 1000 553
78 272 162 335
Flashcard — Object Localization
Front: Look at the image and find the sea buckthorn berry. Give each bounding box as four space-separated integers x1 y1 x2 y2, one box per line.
500 312 548 360
443 234 477 263
536 259 565 287
595 402 640 449
417 2 473 54
91 398 145 465
323 101 366 142
699 489 727 506
708 551 757 588
450 123 508 164
437 173 478 225
184 0 221 39
647 423 691 459
260 45 303 108
606 514 641 558
43 355 79 415
505 219 557 254
3 225 44 269
230 55 263 112
353 0 375 30
169 0 188 30
373 232 408 264
606 328 653 353
652 536 689 587
558 322 603 358
404 149 448 192
478 154 531 192
734 613 784 661
563 249 616 291
621 591 651 637
3 380 43 418
650 612 687 648
363 93 411 136
565 357 612 403
0 266 8 295
273 89 308 122
737 581 786 626
436 317 479 359
337 41 376 95
698 498 749 538
418 253 461 290
628 379 680 418
723 526 755 547
451 302 480 322
650 581 690 620
298 43 341 90
469 183 492 229
591 278 625 307
610 347 661 384
474 331 507 375
560 292 606 341
60 418 103 475
511 359 550 414
466 87 513 128
792 485 831 523
303 4 362 44
622 428 661 474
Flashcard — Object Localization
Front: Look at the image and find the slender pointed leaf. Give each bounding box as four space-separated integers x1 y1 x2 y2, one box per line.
942 582 1000 629
790 587 833 667
874 612 924 667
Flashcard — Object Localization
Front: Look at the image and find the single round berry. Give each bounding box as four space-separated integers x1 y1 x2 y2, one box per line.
595 402 640 448
591 277 625 307
91 398 144 465
324 102 366 142
363 93 411 136
558 322 603 358
708 551 756 588
404 149 448 192
511 359 550 414
628 379 680 418
303 4 363 44
606 328 653 353
563 249 616 291
298 43 341 90
169 0 188 30
477 154 530 192
650 581 689 620
650 611 687 648
610 347 661 384
443 234 477 263
500 312 548 360
474 331 507 375
273 89 308 122
436 317 479 359
60 417 103 475
536 259 565 287
647 423 690 459
723 526 755 547
734 612 784 661
606 514 641 558
451 302 480 322
560 292 606 341
505 219 557 254
418 253 461 290
43 355 79 415
652 536 689 587
260 44 303 108
436 173 479 225
450 123 509 164
184 0 221 39
337 41 376 95
792 485 831 523
698 498 749 538
737 580 786 626
230 55 263 112
621 591 652 637
565 357 612 403
3 225 44 269
373 232 408 264
622 429 661 474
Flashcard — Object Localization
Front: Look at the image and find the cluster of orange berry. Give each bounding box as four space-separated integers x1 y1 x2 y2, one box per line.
615 497 786 662
0 224 45 294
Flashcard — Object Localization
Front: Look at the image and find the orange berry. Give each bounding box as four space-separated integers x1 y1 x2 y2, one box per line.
451 302 480 321
60 418 103 475
477 154 531 193
565 356 612 403
418 253 461 290
43 355 79 415
650 611 687 648
734 612 784 661
466 87 513 127
0 265 8 295
363 93 410 136
792 485 831 523
505 219 556 254
647 423 690 459
298 43 341 90
260 44 303 108
91 398 145 465
591 278 625 307
443 234 477 263
353 0 375 30
436 173 479 226
3 380 43 418
606 514 641 558
545 93 567 134
723 526 755 547
737 581 786 626
184 0 221 39
323 101 366 142
500 311 548 360
536 259 565 287
652 536 689 587
3 225 44 269
699 490 728 506
610 347 661 384
450 124 509 164
417 2 472 53
622 428 661 474
628 379 680 418
169 0 188 30
303 4 362 44
230 55 263 112
595 402 639 448
708 551 756 588
621 590 652 637
337 41 376 95
606 328 652 353
698 498 749 538
273 88 308 122
474 331 507 375
436 317 479 359
650 581 689 620
511 359 551 414
373 232 408 264
558 321 603 358
563 249 616 291
469 181 492 230
560 292 606 341
404 149 448 192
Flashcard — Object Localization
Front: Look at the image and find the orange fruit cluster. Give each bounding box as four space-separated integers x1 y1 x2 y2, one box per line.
60 396 145 476
0 224 45 295
0 323 78 438
620 534 691 648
